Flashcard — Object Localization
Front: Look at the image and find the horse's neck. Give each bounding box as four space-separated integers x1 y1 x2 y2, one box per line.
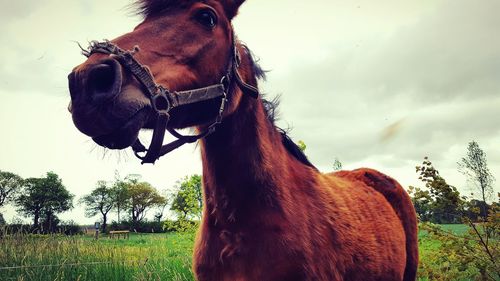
199 96 304 225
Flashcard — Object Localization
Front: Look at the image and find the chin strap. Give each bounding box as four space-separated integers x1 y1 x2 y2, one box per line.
82 31 258 164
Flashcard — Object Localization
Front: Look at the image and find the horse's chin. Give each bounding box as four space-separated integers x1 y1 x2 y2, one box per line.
92 107 149 150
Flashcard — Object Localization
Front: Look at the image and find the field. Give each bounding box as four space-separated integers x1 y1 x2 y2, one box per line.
0 225 479 281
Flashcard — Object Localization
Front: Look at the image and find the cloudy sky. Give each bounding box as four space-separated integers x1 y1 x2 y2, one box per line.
1 0 498 224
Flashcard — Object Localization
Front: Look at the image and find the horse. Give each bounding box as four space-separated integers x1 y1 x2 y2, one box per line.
67 0 418 280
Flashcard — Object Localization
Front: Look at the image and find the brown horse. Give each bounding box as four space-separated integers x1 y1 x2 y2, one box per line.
68 1 418 280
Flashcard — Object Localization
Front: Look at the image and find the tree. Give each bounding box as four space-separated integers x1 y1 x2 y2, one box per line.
458 141 495 217
407 186 433 222
332 158 343 171
415 157 464 223
154 190 170 222
464 199 492 221
297 140 307 152
126 179 165 227
171 175 203 220
0 170 23 207
79 181 114 232
16 172 74 232
111 176 129 223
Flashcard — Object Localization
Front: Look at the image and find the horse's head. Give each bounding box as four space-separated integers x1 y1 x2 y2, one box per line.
68 0 253 154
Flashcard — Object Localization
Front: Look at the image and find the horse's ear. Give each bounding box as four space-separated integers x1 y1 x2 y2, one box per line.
220 0 246 20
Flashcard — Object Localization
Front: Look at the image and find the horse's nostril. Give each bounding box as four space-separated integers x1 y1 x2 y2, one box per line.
86 60 122 104
89 64 115 95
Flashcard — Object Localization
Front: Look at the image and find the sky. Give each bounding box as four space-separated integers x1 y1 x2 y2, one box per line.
0 0 498 224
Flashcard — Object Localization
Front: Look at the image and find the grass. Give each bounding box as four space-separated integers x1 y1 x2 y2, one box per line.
438 224 470 234
0 225 481 281
0 232 195 281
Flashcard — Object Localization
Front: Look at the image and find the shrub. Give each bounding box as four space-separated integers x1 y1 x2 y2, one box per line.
418 202 499 281
163 218 199 233
58 220 84 235
109 220 166 233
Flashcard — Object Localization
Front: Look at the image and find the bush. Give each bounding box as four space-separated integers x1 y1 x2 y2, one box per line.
418 203 499 281
163 218 199 233
109 220 166 233
0 221 83 236
58 220 84 235
1 224 36 235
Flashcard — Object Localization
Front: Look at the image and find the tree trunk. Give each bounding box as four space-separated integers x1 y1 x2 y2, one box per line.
102 214 107 233
33 211 39 232
481 185 488 221
117 204 121 223
132 210 137 229
46 212 53 233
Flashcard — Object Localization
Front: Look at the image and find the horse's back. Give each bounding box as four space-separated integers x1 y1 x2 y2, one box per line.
333 168 418 281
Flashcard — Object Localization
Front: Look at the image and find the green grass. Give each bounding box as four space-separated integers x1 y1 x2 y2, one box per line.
418 223 470 238
0 225 481 281
0 232 195 281
439 224 470 235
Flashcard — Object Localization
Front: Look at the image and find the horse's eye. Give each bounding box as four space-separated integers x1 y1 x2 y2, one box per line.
195 9 217 28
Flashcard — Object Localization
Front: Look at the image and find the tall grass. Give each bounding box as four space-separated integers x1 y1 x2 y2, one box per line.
0 231 195 281
1 225 485 281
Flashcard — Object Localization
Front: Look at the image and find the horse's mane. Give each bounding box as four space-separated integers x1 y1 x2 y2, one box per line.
133 0 195 17
262 97 317 170
243 46 317 170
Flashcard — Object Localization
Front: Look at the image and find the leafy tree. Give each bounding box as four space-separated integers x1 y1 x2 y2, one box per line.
154 190 170 222
79 181 114 232
297 140 307 152
464 199 492 221
126 179 165 227
111 176 129 223
16 172 74 232
407 186 433 221
171 175 203 220
332 158 343 171
0 213 5 225
458 141 495 217
415 157 464 223
0 170 23 207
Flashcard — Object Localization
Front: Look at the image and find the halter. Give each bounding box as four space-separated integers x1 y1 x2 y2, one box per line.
81 33 259 164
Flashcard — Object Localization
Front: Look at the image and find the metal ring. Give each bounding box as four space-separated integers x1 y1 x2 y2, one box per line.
220 76 230 91
152 88 171 114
